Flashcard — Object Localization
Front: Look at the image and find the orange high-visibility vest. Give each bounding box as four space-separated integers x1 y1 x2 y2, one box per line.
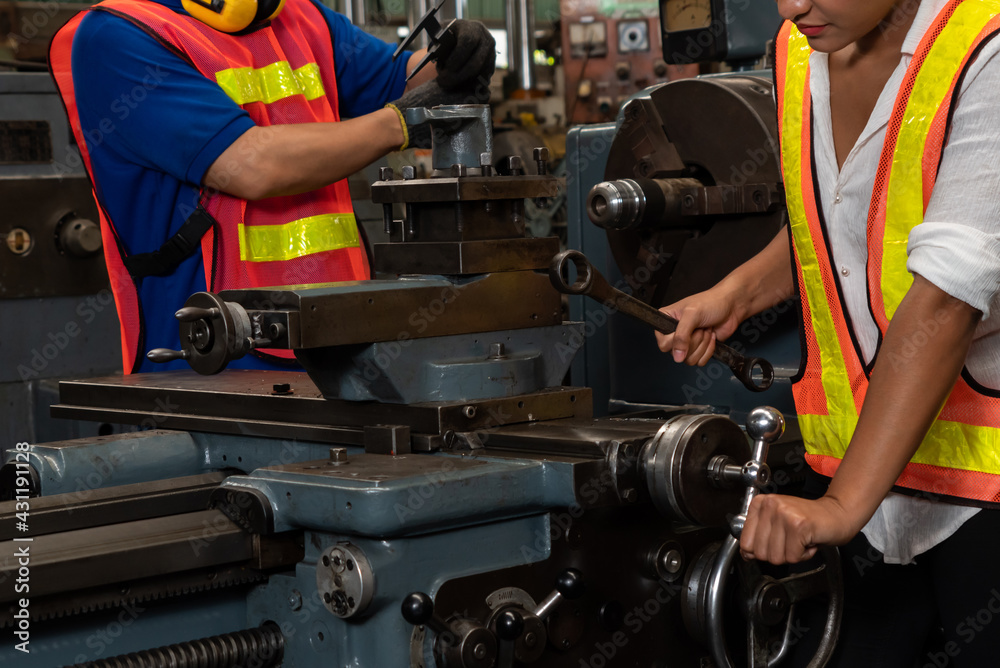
776 0 1000 505
50 0 369 373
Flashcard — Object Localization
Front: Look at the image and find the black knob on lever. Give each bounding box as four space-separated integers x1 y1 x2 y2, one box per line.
402 592 453 640
534 568 585 620
174 306 220 322
495 610 524 668
402 593 497 668
147 348 190 363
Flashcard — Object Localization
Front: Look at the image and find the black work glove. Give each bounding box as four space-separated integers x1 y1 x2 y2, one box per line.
436 19 496 91
386 79 490 149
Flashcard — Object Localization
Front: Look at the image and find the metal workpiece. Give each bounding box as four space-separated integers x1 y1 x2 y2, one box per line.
317 543 375 619
640 413 750 527
296 324 582 403
587 177 702 231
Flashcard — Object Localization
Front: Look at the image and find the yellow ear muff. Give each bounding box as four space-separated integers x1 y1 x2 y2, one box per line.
182 0 259 33
263 0 286 22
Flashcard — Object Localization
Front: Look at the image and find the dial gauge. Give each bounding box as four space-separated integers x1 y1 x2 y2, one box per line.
664 0 713 32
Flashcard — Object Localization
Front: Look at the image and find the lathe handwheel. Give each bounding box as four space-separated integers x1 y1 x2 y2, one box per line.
685 536 843 668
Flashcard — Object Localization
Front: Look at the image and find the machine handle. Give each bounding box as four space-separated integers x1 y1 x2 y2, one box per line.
147 348 189 363
533 568 585 620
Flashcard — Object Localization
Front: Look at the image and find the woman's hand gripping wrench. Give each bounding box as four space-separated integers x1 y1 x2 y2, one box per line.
548 250 774 392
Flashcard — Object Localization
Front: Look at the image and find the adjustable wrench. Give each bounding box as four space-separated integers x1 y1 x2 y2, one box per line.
549 250 774 392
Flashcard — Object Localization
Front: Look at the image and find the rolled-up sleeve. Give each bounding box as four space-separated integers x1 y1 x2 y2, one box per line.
909 48 1000 319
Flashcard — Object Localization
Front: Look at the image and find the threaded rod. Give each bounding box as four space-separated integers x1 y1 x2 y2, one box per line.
69 621 283 668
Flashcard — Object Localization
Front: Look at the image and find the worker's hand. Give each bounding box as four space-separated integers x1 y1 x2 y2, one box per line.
387 79 491 149
656 286 744 365
436 20 497 90
740 494 857 565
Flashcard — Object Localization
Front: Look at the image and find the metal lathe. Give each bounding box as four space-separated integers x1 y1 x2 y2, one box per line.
0 51 842 668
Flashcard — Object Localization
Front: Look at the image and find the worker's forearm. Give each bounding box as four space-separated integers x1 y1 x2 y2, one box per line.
405 49 435 89
205 109 404 200
825 275 980 532
719 227 795 320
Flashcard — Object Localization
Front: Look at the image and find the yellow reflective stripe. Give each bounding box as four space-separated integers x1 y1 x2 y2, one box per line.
238 213 360 263
216 62 325 106
798 414 857 459
882 0 1000 320
918 418 1000 474
781 27 859 435
801 412 1000 476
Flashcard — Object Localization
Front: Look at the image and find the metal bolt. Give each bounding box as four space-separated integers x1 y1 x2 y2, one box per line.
661 549 683 575
378 166 394 181
451 163 468 178
329 447 348 464
533 147 549 175
507 155 523 175
524 632 537 648
463 405 477 419
473 643 487 660
402 165 416 180
682 194 695 208
480 152 493 177
489 342 506 359
622 443 636 459
272 383 291 395
288 590 303 611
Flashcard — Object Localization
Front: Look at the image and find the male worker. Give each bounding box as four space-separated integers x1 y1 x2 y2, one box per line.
50 0 496 373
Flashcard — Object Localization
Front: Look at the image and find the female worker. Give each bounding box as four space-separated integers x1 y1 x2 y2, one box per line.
657 0 1000 664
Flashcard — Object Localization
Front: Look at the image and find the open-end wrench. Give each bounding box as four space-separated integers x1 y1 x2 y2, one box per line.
549 249 774 392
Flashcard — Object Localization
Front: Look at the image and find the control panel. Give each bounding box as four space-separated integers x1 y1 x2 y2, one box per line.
560 0 669 125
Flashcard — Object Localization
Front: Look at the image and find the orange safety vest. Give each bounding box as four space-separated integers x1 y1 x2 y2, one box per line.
776 0 1000 505
50 0 370 373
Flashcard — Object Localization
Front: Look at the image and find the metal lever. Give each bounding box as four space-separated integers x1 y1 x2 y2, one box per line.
729 406 784 539
548 249 774 392
147 348 190 363
533 568 585 620
401 592 496 668
392 0 457 84
174 306 220 322
495 610 524 668
401 592 454 641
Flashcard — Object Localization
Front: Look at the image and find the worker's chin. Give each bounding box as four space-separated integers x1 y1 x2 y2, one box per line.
801 30 852 54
